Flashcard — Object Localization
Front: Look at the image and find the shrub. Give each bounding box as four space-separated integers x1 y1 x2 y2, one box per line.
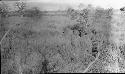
67 23 89 37
46 56 64 73
43 45 59 59
64 25 103 58
33 43 62 73
120 7 125 11
23 7 42 19
94 8 113 19
67 8 90 26
10 27 38 40
14 1 26 17
55 44 78 64
37 41 80 73
1 61 18 74
78 53 95 67
119 44 125 59
22 68 33 74
66 7 112 61
67 8 78 20
38 57 63 73
40 59 50 73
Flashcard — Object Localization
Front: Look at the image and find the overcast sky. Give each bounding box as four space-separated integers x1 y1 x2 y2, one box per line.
26 0 125 9
4 0 125 11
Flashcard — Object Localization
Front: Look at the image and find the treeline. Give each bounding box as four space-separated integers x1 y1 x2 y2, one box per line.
0 1 42 19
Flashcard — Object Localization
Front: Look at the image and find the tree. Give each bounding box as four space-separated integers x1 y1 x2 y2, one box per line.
0 2 9 17
23 7 42 19
66 7 89 25
14 1 26 16
120 6 125 11
15 2 26 12
67 8 79 20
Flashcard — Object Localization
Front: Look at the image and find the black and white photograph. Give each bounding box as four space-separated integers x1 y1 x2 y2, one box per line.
0 0 125 73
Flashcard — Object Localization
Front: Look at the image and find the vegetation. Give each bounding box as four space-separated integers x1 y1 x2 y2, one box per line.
66 7 112 58
12 1 42 19
119 44 125 59
65 6 114 73
14 1 26 16
67 8 90 26
1 2 122 73
0 2 9 18
23 7 42 19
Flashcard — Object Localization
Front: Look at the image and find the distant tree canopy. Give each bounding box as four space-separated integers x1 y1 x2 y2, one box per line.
0 2 9 17
23 7 42 19
13 2 42 19
66 7 90 25
120 6 125 11
14 1 26 12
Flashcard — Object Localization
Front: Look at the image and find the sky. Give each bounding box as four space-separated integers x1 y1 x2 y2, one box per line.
25 0 125 9
3 0 125 11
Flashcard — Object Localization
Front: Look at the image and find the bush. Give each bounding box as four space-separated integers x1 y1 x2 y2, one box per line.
119 44 125 59
38 57 63 73
0 24 8 32
10 27 39 40
22 68 33 74
37 41 80 73
1 61 18 74
43 44 59 59
120 6 125 11
67 23 89 37
67 8 78 20
94 8 113 20
66 7 112 63
78 53 95 67
23 7 42 19
55 44 78 64
64 24 104 58
67 8 89 25
32 43 62 73
43 58 63 73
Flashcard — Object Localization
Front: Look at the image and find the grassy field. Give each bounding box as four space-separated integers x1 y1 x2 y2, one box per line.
1 6 125 73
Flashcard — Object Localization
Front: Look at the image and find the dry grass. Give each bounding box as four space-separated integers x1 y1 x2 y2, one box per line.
82 52 100 73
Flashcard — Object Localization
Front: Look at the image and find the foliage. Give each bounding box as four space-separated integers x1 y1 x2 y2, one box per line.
66 23 89 37
23 7 42 19
0 4 115 73
0 2 9 17
67 8 79 20
10 27 39 40
66 7 112 58
22 68 33 74
15 2 26 11
67 8 89 25
79 53 95 66
120 6 125 11
14 1 26 15
119 44 125 59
